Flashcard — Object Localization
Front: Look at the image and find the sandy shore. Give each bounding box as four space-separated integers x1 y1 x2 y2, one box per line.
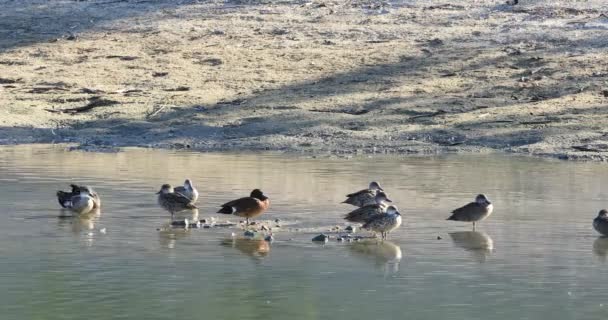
0 0 607 160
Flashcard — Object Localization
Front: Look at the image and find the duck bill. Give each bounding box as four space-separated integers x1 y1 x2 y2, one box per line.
385 198 393 203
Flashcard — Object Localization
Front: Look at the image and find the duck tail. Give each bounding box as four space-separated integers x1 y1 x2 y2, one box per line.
342 198 354 205
217 206 233 214
446 214 456 221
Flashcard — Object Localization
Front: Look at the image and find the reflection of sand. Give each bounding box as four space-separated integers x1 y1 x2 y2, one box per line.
221 238 270 258
0 1 605 159
349 240 402 273
449 231 493 263
593 237 608 263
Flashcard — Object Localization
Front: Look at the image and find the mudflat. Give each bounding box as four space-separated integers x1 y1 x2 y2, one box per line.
0 0 607 160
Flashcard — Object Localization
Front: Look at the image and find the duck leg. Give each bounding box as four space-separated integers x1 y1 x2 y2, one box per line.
472 222 476 231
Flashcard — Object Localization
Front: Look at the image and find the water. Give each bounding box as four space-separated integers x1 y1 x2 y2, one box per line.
1 145 608 320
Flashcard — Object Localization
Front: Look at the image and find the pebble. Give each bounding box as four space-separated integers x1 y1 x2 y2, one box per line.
244 230 256 237
437 236 442 240
312 234 329 243
336 237 344 242
274 218 281 223
261 225 270 231
345 226 356 233
264 234 275 242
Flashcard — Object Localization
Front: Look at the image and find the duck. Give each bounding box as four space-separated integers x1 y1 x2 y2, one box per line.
447 194 493 230
60 186 98 215
344 191 392 223
217 189 270 225
174 179 199 203
362 205 402 240
156 184 197 219
593 209 608 236
342 181 384 207
56 184 101 210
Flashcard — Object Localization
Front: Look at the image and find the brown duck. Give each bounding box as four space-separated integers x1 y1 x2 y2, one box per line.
217 189 270 225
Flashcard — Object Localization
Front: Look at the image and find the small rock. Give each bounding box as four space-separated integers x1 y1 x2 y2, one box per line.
203 225 211 229
312 234 329 243
261 225 270 231
171 219 189 227
345 226 356 233
336 237 344 242
437 236 442 240
264 235 274 242
250 221 257 225
244 230 256 237
274 218 281 223
602 89 608 98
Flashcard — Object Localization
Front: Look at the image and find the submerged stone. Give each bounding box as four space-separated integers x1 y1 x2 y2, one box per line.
312 234 329 243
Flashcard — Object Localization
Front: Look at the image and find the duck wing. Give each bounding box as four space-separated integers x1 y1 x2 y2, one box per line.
346 188 372 198
344 204 383 223
448 202 484 221
221 197 260 211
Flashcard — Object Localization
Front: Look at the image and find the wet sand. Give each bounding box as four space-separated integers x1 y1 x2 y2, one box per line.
0 0 607 160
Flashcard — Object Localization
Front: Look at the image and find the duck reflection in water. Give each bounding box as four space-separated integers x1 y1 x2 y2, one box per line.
593 237 608 263
171 208 199 224
158 225 191 249
348 240 402 274
221 237 270 259
58 207 101 233
449 231 494 263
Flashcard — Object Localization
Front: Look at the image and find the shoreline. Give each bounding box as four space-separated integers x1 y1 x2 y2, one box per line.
1 0 607 161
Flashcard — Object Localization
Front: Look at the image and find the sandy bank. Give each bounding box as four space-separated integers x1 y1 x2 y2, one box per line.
0 0 607 160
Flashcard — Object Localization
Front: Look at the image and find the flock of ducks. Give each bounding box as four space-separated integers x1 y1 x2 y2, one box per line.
56 180 608 239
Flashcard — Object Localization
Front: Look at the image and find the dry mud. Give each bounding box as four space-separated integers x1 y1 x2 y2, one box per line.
0 0 607 160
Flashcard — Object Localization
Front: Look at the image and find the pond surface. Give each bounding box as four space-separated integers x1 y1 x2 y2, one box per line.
1 145 608 320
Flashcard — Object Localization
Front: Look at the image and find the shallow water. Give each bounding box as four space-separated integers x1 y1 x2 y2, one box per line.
1 145 608 320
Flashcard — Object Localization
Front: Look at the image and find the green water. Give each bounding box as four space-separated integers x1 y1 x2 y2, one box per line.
1 145 608 320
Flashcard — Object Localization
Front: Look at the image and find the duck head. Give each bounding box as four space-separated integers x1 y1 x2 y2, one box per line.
156 184 174 194
475 194 491 205
375 191 392 204
369 181 383 191
250 189 268 201
79 186 95 197
386 205 401 216
599 209 608 218
184 179 194 190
